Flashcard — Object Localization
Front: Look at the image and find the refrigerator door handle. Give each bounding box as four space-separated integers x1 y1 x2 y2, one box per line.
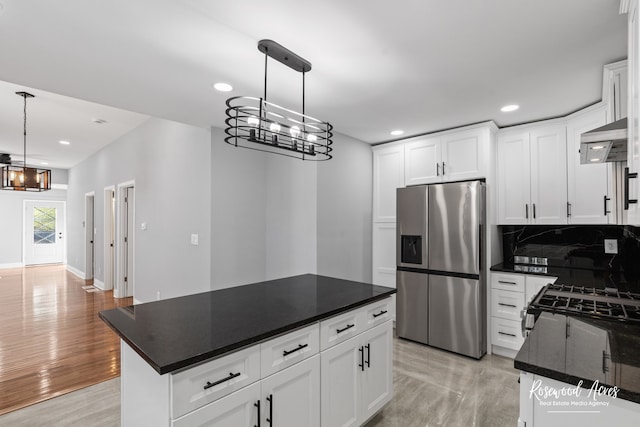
478 224 482 271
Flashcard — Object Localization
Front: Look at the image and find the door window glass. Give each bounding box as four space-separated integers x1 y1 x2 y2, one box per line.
33 207 56 244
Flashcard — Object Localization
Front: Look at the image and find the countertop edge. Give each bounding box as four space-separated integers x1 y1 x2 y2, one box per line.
107 289 396 375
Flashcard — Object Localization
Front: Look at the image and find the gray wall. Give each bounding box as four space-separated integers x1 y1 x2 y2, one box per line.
67 118 211 302
317 133 373 282
0 168 68 267
211 127 371 288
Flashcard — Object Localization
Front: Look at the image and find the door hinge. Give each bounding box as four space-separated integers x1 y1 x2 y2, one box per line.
125 197 128 203
124 237 128 243
124 276 128 283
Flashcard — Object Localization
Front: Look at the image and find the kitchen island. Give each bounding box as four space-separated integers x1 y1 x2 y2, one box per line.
99 274 396 427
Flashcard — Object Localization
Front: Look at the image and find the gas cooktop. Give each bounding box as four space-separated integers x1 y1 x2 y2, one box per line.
529 283 640 323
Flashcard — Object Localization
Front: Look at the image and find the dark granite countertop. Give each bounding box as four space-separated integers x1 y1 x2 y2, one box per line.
99 274 396 375
515 312 640 404
490 262 640 293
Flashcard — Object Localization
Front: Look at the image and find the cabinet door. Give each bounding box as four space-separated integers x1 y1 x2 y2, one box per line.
372 222 396 288
628 2 640 226
172 382 260 427
261 355 320 427
320 337 361 427
566 108 612 224
530 125 568 224
373 145 404 222
360 321 393 421
497 132 531 224
404 137 441 185
440 129 486 182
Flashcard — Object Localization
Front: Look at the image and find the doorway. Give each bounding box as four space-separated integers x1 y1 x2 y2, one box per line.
103 186 115 291
85 193 95 283
23 200 66 265
117 181 135 299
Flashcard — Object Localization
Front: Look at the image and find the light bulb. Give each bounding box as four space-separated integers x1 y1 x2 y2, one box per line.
290 126 301 138
247 116 260 127
9 171 15 180
590 145 605 150
307 133 318 144
269 122 281 133
19 173 24 183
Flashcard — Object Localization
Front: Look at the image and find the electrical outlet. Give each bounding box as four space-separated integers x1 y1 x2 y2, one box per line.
604 239 618 254
191 234 199 245
156 291 161 301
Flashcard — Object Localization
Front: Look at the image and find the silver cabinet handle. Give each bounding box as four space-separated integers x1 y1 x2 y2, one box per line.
567 202 571 217
436 163 440 176
498 302 517 308
604 195 611 216
498 280 517 285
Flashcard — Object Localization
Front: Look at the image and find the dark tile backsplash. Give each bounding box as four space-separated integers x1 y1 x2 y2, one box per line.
501 225 640 276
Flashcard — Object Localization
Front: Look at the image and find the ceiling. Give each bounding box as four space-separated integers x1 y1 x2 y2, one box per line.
0 0 627 169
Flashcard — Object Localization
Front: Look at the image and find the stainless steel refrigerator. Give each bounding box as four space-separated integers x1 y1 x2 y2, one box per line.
396 181 486 359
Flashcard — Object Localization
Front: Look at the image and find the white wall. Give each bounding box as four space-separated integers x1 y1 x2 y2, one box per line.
0 168 68 268
67 118 211 302
211 128 371 288
317 133 373 282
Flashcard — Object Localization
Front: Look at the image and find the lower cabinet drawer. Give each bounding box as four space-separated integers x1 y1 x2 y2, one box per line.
359 297 392 332
491 289 525 322
171 345 260 419
491 317 525 350
261 323 320 378
320 309 363 351
172 381 261 427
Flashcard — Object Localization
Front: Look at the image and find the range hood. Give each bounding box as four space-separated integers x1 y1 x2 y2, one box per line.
580 117 628 164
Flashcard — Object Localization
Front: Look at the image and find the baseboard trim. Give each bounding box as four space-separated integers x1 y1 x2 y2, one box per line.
66 265 86 280
0 262 24 269
93 279 106 290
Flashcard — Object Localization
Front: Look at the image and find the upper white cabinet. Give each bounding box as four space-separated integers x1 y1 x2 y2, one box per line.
566 107 613 224
404 125 493 186
625 1 640 225
373 144 404 222
497 123 568 224
603 60 628 122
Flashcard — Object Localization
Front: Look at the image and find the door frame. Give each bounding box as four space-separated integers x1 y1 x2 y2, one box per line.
116 180 135 299
103 185 116 291
22 200 67 266
84 192 95 283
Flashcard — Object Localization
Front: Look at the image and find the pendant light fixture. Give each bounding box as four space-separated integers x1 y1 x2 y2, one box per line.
224 40 333 160
1 92 51 191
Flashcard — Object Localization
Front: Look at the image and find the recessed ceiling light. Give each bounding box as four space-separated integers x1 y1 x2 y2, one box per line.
59 140 71 145
590 158 601 162
213 82 233 92
390 130 404 136
501 104 519 112
590 145 605 150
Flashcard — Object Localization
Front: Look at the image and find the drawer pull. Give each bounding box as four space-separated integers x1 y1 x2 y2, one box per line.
358 346 364 371
365 343 371 368
498 331 517 338
204 372 241 390
498 302 517 308
282 343 308 357
498 280 517 285
373 310 388 318
336 324 355 334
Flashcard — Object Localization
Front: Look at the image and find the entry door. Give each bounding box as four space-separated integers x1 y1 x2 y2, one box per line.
24 201 66 265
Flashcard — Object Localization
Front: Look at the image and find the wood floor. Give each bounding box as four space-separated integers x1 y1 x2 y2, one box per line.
0 265 132 415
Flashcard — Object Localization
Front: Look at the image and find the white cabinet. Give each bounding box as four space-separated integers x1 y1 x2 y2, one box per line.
404 126 492 186
261 355 320 427
603 60 628 123
625 1 640 225
566 107 613 224
497 124 568 224
320 320 393 427
372 223 396 288
490 272 556 357
373 144 404 222
172 382 260 427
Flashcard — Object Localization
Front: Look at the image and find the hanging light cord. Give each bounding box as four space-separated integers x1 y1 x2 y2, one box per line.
22 93 27 170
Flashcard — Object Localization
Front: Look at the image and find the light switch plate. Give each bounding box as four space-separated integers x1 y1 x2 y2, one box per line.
604 239 618 254
190 234 199 245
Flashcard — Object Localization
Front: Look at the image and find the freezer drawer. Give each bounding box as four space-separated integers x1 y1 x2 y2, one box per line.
428 275 485 358
396 270 428 344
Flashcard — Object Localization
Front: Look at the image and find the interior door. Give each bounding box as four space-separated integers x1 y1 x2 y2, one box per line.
123 186 134 297
24 200 66 265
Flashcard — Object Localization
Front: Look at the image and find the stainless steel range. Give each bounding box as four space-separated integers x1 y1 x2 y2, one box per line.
524 283 640 335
